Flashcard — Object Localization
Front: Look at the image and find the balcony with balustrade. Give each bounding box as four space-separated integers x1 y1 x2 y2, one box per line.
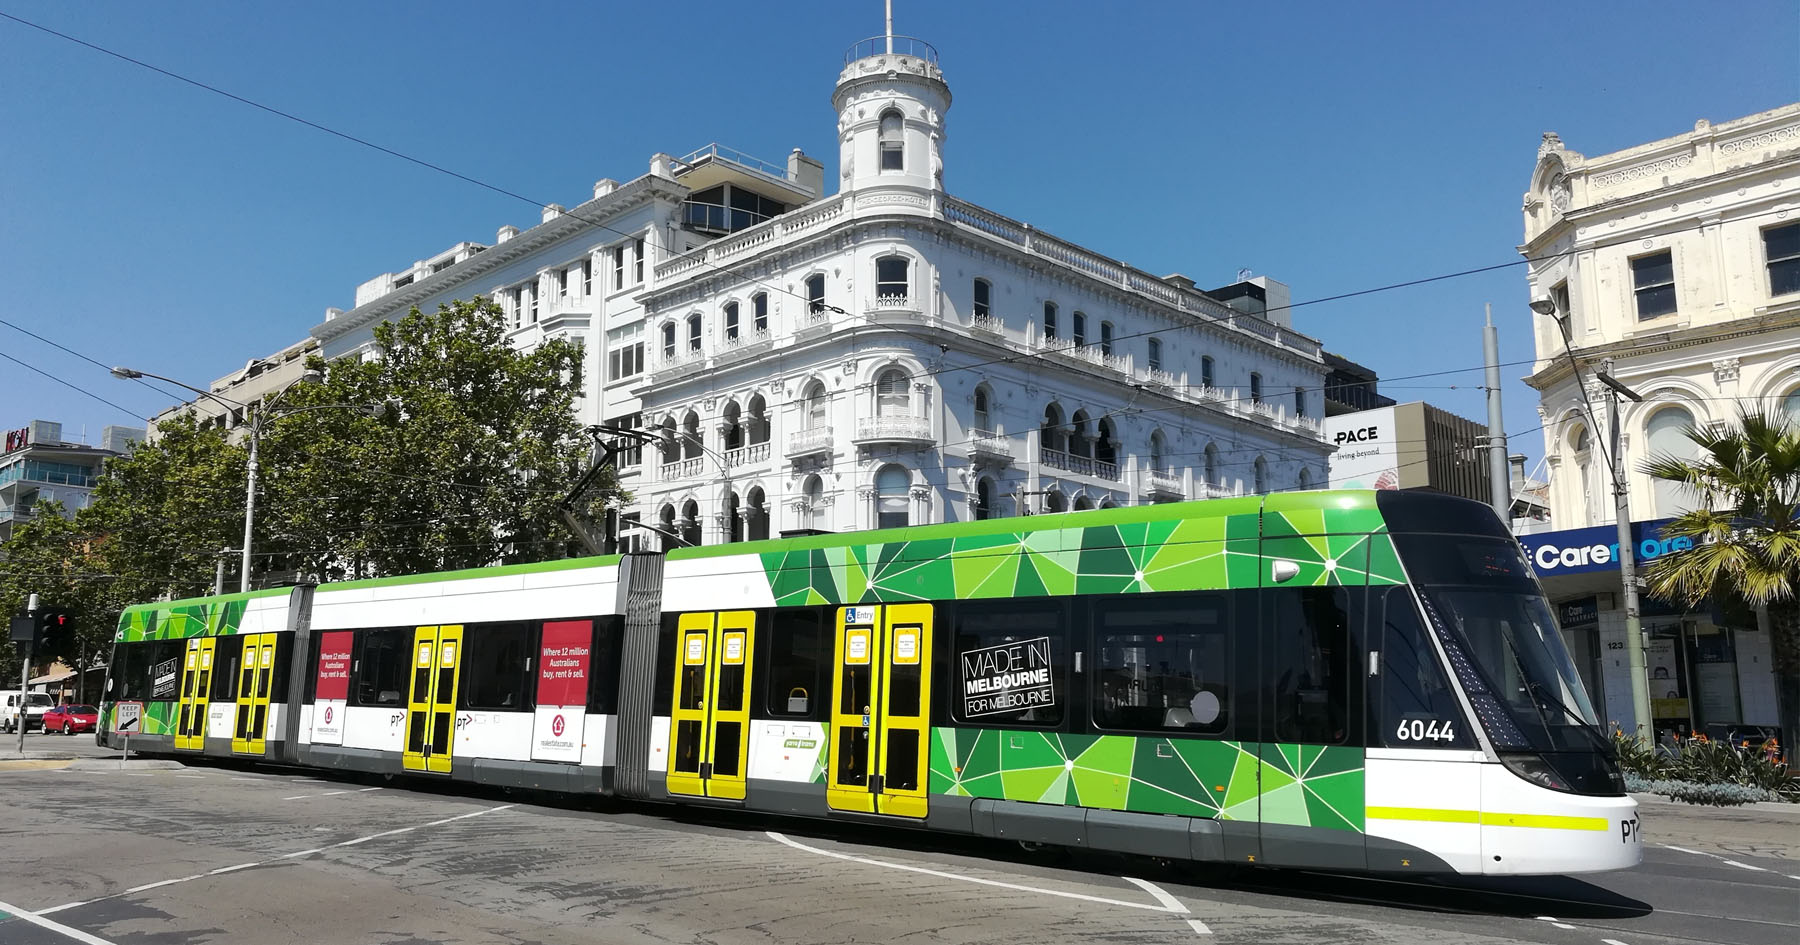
854 415 934 446
650 346 707 383
966 429 1014 465
715 327 773 365
788 426 834 457
1040 448 1120 482
723 442 771 468
1141 469 1185 501
660 457 704 481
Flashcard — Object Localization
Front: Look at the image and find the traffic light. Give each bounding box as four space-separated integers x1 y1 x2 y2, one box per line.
34 610 72 654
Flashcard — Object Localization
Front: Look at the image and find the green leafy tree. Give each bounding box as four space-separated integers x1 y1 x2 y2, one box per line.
1642 409 1800 750
0 501 124 704
260 297 615 581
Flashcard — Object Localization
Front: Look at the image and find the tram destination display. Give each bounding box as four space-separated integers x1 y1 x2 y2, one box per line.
960 636 1054 717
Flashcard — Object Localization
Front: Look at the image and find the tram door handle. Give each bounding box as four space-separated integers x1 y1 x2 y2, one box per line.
1368 650 1381 677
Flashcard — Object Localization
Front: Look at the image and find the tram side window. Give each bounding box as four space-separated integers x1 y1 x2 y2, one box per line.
268 636 292 705
1269 587 1358 745
587 616 624 715
143 639 185 701
106 642 131 700
462 622 535 711
766 608 829 719
355 628 410 706
211 635 245 701
950 599 1066 727
652 616 678 716
1374 587 1470 748
1094 593 1231 734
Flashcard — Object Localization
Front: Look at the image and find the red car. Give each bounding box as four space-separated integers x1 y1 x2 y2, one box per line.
42 704 98 736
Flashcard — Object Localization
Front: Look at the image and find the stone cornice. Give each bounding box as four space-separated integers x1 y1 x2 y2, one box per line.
1524 301 1800 390
311 173 688 345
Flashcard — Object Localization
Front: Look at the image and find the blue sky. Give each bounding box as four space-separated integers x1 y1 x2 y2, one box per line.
2 1 1794 473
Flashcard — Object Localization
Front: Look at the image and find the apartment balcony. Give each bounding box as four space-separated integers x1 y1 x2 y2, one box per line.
1040 448 1120 482
1142 470 1185 501
865 293 923 322
679 200 773 237
969 313 1003 337
795 305 834 341
854 416 935 446
723 442 771 468
788 426 834 457
650 347 707 383
715 327 773 364
967 429 1014 465
659 457 704 481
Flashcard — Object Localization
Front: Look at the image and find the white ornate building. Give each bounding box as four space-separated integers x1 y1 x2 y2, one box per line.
313 35 1330 549
1520 102 1800 736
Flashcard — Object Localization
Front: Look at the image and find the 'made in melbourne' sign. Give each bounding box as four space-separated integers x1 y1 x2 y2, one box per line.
960 637 1054 717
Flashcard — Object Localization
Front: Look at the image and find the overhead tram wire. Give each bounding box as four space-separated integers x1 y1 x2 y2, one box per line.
0 350 149 421
0 314 195 408
9 10 1798 423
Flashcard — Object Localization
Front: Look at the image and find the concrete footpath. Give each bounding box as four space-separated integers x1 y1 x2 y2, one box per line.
1632 792 1800 860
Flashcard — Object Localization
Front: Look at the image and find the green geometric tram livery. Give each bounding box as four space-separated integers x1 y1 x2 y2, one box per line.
101 489 1641 876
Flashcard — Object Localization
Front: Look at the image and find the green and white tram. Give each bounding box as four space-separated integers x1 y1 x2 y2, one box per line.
99 490 1641 876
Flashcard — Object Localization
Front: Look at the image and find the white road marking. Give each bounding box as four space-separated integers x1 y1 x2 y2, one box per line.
1124 877 1189 914
1536 915 1575 930
174 775 205 780
276 847 326 859
228 777 267 782
767 831 1187 914
124 875 204 894
283 786 381 800
1602 939 1631 945
33 900 86 915
1660 843 1769 872
208 862 259 875
1186 918 1213 935
320 790 351 796
0 897 120 945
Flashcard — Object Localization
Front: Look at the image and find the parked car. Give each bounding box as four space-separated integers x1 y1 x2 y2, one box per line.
0 691 55 733
42 704 98 736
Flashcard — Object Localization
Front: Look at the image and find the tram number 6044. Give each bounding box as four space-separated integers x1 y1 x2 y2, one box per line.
1396 718 1455 742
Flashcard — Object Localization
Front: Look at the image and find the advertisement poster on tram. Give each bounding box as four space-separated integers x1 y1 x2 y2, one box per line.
310 631 354 745
532 620 591 763
959 636 1055 718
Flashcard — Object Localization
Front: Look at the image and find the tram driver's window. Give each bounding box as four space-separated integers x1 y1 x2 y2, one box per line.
1269 587 1356 745
766 608 828 719
1375 587 1470 748
355 628 409 707
951 600 1065 727
1094 593 1230 734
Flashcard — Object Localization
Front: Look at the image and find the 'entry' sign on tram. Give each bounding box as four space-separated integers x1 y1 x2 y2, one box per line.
532 620 592 763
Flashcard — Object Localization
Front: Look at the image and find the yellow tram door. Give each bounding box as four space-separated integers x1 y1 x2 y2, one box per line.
232 633 278 755
403 625 464 774
666 611 757 800
173 637 216 751
826 604 933 818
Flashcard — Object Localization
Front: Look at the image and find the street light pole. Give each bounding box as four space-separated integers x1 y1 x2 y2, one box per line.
240 408 262 593
1601 357 1652 736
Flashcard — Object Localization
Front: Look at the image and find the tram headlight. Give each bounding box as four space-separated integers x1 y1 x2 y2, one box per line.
1500 752 1571 792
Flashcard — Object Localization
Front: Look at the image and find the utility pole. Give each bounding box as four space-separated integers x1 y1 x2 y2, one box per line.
1483 303 1511 523
1601 357 1653 736
19 592 37 753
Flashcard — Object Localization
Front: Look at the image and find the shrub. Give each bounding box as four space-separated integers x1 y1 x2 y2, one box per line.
1612 730 1797 803
1637 779 1780 807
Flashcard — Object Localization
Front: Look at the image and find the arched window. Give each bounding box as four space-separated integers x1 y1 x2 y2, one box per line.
681 411 701 460
723 301 740 341
1151 431 1169 474
876 256 909 302
681 499 702 548
1044 489 1066 514
661 322 677 360
746 486 769 541
1646 405 1700 516
1147 337 1162 371
751 292 769 333
1070 409 1094 459
876 368 911 416
686 313 703 351
1249 373 1263 404
1073 496 1094 512
973 279 991 319
1099 498 1117 510
1043 302 1058 340
1204 442 1220 488
1569 421 1597 524
974 477 995 520
659 416 679 464
1783 387 1800 427
746 394 769 445
1200 356 1215 388
1294 387 1307 418
1072 312 1087 347
805 274 826 314
875 464 910 529
804 381 828 430
879 109 904 171
973 385 992 432
1100 321 1114 355
724 490 743 543
1095 418 1116 464
1253 455 1269 494
801 475 825 531
722 401 743 452
1041 404 1066 453
1298 467 1313 491
658 503 677 551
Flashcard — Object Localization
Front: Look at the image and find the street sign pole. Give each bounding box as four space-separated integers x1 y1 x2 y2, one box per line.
116 701 143 768
19 592 38 753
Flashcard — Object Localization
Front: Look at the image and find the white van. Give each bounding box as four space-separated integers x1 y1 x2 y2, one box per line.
1 691 55 733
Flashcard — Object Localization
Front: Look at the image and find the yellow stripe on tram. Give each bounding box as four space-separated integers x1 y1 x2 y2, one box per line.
1365 806 1608 832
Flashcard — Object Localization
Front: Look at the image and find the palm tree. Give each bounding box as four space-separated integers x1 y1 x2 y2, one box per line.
1641 409 1800 749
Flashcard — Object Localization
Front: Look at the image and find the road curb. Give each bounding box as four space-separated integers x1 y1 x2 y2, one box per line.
0 759 74 771
67 758 187 771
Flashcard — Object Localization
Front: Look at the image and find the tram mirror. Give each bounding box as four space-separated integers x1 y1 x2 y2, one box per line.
788 688 809 713
1271 560 1301 583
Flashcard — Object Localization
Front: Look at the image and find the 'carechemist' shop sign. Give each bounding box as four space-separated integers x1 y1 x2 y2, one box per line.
1518 518 1690 576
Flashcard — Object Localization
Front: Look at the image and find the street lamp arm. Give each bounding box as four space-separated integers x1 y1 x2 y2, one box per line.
111 366 249 413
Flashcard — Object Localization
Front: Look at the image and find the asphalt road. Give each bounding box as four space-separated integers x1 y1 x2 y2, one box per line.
0 750 1794 945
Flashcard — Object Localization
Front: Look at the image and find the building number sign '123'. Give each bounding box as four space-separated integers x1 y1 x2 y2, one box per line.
960 636 1054 718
